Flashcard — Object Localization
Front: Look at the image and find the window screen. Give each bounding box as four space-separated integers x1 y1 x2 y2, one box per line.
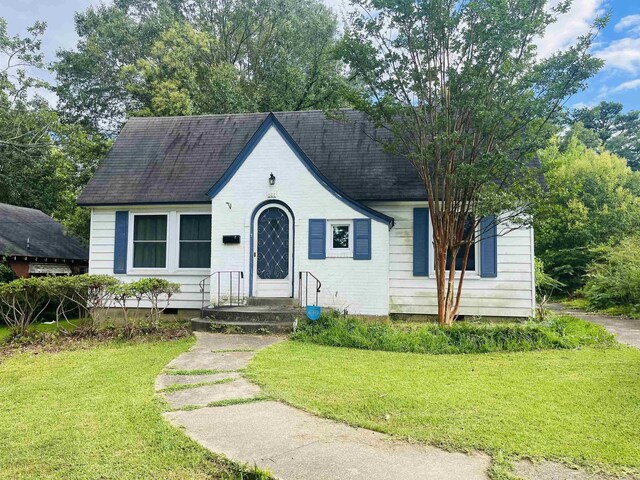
133 215 167 268
179 214 212 268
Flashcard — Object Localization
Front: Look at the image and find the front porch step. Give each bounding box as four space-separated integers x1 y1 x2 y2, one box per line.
201 305 303 322
246 297 299 308
191 318 294 334
195 304 304 334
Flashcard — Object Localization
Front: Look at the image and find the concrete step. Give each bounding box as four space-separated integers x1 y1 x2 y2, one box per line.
246 297 299 308
201 305 303 323
192 318 294 334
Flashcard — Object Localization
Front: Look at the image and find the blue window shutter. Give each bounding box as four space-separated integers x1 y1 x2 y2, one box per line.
113 211 129 274
308 219 326 259
353 219 372 260
480 216 498 278
413 208 429 276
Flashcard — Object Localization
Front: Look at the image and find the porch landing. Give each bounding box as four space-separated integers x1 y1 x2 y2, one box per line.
193 297 303 334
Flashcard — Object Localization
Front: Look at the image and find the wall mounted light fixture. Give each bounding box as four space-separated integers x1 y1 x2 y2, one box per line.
269 173 276 186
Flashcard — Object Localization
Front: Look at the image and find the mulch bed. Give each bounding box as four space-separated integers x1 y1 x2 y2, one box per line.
0 324 193 361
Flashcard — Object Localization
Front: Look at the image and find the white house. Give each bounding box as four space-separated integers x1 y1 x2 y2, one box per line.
78 110 536 319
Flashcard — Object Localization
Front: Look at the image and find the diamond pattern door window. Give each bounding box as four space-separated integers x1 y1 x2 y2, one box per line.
257 207 289 279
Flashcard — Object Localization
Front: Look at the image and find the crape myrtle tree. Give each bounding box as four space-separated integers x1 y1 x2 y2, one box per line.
339 0 604 324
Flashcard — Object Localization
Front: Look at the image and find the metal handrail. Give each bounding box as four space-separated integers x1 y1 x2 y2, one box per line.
298 271 321 307
199 271 244 310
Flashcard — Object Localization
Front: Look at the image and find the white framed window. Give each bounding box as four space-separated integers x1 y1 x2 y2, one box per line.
178 213 212 269
132 214 168 269
326 220 353 257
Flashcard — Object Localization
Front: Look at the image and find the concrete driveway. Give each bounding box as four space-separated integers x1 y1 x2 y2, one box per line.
549 303 640 349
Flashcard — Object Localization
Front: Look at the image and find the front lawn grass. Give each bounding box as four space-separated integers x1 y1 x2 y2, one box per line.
247 341 640 476
0 338 269 479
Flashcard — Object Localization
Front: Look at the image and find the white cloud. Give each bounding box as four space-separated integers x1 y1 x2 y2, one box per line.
594 37 640 74
609 78 640 94
571 101 599 109
535 0 605 58
614 14 640 35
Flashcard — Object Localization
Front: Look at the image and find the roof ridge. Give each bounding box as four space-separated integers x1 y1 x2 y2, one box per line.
125 108 360 122
0 202 46 215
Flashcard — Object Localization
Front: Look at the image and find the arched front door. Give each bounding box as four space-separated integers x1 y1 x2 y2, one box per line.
253 204 293 297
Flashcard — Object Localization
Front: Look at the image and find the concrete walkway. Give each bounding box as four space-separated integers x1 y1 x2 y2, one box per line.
159 333 491 479
549 303 640 349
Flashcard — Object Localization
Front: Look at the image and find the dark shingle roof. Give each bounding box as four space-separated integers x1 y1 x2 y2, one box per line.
77 110 426 206
0 204 88 260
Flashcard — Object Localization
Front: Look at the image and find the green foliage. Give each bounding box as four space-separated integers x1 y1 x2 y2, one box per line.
571 101 640 170
0 17 62 214
534 258 564 320
582 236 640 311
535 138 640 291
54 0 349 133
337 0 603 324
0 17 108 244
0 277 51 335
0 275 181 336
534 258 563 294
114 278 180 330
291 312 614 355
0 264 16 283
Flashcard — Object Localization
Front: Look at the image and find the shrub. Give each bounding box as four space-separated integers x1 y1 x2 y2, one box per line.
107 283 140 337
291 312 614 355
582 236 640 310
534 258 564 320
130 278 180 330
0 278 50 335
0 274 182 339
0 264 16 283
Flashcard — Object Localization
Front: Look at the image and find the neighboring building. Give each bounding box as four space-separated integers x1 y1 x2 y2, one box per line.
0 203 88 278
77 110 536 319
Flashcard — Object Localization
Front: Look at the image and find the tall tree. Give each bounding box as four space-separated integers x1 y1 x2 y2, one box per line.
0 17 110 242
0 17 62 214
339 0 604 324
535 138 640 291
54 0 348 133
54 0 181 133
570 101 640 170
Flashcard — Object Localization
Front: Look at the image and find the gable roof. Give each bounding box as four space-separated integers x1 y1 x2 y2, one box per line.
0 203 88 261
207 113 394 225
77 109 426 207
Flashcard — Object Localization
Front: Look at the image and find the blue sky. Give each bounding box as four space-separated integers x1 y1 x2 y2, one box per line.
3 0 640 111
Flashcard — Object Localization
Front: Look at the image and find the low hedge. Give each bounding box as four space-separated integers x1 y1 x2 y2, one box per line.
0 275 180 337
291 313 615 354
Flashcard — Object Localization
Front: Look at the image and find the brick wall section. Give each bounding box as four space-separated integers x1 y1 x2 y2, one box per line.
8 260 29 278
211 125 390 316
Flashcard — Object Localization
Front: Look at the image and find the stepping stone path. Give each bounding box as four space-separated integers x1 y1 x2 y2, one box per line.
158 332 491 479
158 332 625 480
158 333 281 409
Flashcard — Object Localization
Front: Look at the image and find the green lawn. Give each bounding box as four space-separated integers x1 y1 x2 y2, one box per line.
247 341 640 475
0 338 266 479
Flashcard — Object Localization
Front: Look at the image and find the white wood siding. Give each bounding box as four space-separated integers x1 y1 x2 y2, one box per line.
89 206 210 310
367 201 535 318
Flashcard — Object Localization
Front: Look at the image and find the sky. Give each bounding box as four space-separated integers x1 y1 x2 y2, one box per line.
2 0 640 111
